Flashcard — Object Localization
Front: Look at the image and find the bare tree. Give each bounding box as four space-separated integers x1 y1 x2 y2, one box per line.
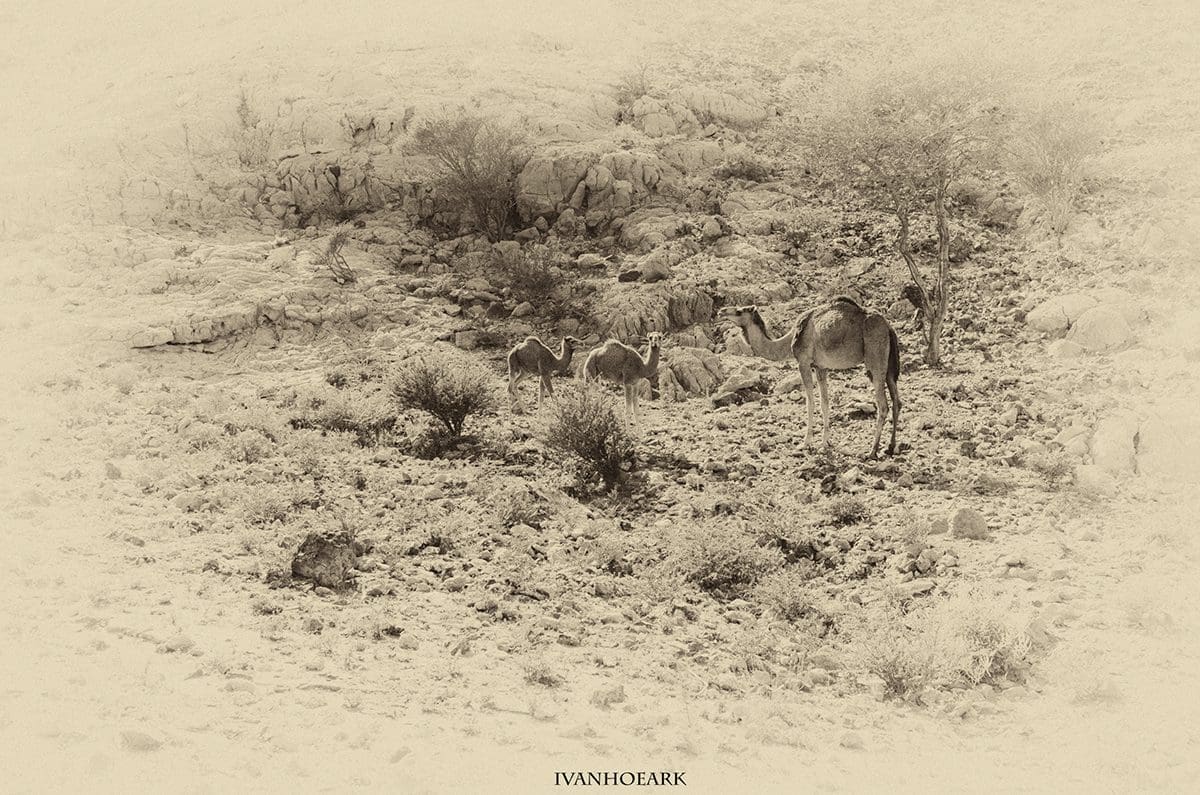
410 112 526 242
802 59 1005 366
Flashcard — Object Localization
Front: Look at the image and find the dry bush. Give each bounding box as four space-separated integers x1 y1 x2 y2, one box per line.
391 355 496 439
411 112 526 242
825 494 869 526
544 385 636 493
857 621 938 701
289 391 397 447
314 229 357 285
493 244 566 303
524 663 566 688
228 89 277 171
490 482 546 528
1007 97 1100 239
753 566 823 622
930 591 1036 686
670 523 785 600
713 145 777 182
611 59 656 117
224 428 276 463
1023 449 1073 490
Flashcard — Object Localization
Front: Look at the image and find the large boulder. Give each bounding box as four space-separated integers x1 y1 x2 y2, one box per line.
1067 306 1133 352
659 348 726 401
291 527 364 589
515 146 678 225
1025 293 1098 334
672 85 769 128
628 96 700 138
597 284 714 341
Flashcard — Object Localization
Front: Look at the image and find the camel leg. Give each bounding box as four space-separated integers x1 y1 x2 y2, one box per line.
799 366 816 448
509 372 525 414
815 368 831 449
870 375 888 458
886 375 900 455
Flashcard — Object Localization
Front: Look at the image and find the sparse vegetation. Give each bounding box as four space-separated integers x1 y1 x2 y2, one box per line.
670 523 785 600
544 385 637 493
391 356 496 440
289 391 398 447
825 494 869 525
1007 97 1100 240
411 112 527 242
753 567 823 622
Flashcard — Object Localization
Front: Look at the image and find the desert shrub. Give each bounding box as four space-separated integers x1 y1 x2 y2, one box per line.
611 59 655 117
228 88 276 171
544 385 636 493
1007 97 1100 239
930 591 1036 686
411 112 526 242
493 244 566 303
313 229 357 285
753 566 823 622
391 356 496 439
491 482 546 528
670 523 784 600
289 391 397 447
713 145 776 182
224 428 276 463
1023 449 1073 490
778 206 835 253
237 483 311 526
825 494 869 526
857 621 937 701
524 663 566 688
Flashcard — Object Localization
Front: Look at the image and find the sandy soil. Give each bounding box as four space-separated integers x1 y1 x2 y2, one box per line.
2 2 1199 793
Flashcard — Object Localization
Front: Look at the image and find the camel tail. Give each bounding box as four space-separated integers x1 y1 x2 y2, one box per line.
888 327 900 383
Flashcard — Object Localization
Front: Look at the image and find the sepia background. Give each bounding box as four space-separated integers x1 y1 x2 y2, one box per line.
1 0 1198 791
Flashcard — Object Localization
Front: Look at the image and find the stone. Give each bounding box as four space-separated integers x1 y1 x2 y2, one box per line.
897 578 936 597
839 731 865 750
291 528 363 589
1067 306 1132 352
121 731 162 752
1026 294 1097 334
950 508 990 541
454 331 480 350
131 327 172 348
701 217 724 240
1047 339 1086 359
511 302 534 318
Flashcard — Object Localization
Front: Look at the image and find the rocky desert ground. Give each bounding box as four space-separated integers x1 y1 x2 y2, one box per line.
2 1 1199 792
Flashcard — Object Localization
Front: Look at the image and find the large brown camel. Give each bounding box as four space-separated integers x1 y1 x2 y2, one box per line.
721 297 901 456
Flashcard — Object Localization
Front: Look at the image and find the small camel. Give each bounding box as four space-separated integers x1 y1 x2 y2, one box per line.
507 335 584 412
582 332 663 423
721 297 901 456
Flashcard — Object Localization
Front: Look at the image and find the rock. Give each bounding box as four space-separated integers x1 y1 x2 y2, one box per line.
672 85 769 128
839 731 864 750
617 268 641 283
511 302 534 318
639 252 673 284
773 374 806 395
1090 413 1139 474
291 528 363 589
589 684 627 709
1047 339 1086 359
121 731 162 752
454 331 480 350
444 576 467 592
576 253 606 269
1026 294 1098 334
105 462 123 479
701 217 724 240
627 95 700 138
897 579 936 597
514 226 540 243
1067 306 1132 352
950 508 990 541
1074 464 1117 497
157 634 195 654
658 348 726 401
130 327 172 348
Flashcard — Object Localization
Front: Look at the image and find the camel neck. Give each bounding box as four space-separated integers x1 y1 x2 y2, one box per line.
744 325 794 361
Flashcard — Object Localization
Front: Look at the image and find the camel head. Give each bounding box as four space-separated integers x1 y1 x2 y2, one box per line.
563 335 585 352
718 305 768 338
645 331 663 352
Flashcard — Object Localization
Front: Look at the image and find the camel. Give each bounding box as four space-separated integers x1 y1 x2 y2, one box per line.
507 335 584 412
720 297 901 457
582 332 663 423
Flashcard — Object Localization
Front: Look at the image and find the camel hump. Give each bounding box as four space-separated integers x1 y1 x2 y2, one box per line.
832 295 863 310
